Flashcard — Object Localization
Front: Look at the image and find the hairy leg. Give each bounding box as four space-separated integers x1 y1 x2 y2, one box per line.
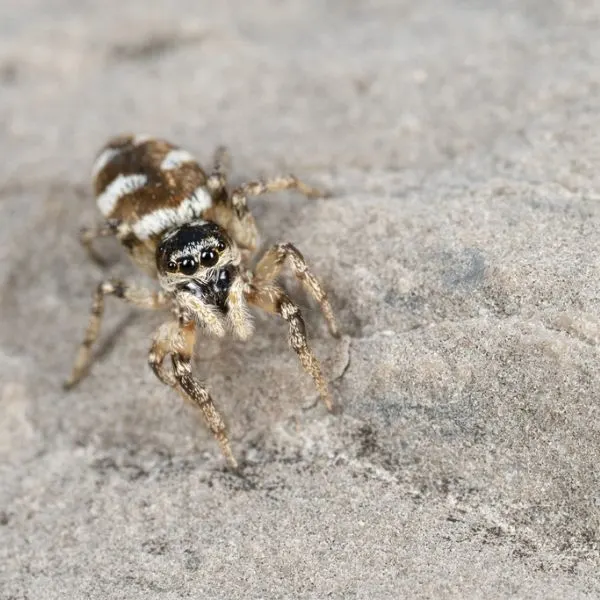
219 173 329 256
172 353 237 469
149 318 237 469
254 242 338 337
247 285 335 412
231 175 329 208
148 320 182 387
226 276 254 340
203 145 260 253
64 279 166 389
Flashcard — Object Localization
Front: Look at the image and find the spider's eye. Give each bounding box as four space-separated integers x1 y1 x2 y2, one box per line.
179 257 198 275
216 240 226 252
200 249 219 267
167 260 178 272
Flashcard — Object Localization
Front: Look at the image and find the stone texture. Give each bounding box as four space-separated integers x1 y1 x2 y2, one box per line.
1 1 600 598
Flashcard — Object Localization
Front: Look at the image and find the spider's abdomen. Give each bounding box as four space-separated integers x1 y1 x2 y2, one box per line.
92 134 213 241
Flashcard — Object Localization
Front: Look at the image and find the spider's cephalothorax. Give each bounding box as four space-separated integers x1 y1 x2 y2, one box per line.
65 134 339 469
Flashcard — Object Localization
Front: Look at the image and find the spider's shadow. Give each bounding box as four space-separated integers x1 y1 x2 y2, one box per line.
93 310 140 362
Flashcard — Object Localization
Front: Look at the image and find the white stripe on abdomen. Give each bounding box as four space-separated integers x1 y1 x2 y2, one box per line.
92 147 122 179
96 173 148 217
133 133 153 145
160 149 196 170
132 187 212 239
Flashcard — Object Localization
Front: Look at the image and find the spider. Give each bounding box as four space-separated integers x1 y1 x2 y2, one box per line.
64 134 339 469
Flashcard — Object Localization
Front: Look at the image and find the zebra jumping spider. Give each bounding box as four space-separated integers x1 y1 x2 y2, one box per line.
64 134 339 469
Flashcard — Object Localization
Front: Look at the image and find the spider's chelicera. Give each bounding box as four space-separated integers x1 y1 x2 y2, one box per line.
64 134 339 469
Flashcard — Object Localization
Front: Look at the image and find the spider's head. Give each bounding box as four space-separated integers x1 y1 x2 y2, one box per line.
156 220 242 313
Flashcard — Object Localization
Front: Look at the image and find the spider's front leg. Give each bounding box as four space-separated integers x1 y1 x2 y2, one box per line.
254 242 338 337
64 279 166 389
149 318 238 470
246 284 336 413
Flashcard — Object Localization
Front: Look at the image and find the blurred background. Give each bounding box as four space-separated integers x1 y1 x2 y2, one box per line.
2 1 600 598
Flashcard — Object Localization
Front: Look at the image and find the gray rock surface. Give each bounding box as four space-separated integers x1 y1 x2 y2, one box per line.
1 1 600 598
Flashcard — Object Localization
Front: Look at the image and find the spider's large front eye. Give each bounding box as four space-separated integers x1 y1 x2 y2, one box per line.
200 249 219 267
179 257 198 275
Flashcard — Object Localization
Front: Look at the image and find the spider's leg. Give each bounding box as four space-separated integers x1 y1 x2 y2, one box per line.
150 318 238 469
246 284 335 412
254 242 338 337
206 145 232 207
214 173 330 257
64 279 166 389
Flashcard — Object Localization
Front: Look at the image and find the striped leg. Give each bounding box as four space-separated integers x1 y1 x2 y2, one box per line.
148 321 181 388
149 319 237 469
64 279 166 389
254 243 338 337
205 146 261 253
247 285 335 412
172 353 237 469
222 175 329 254
231 175 329 208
